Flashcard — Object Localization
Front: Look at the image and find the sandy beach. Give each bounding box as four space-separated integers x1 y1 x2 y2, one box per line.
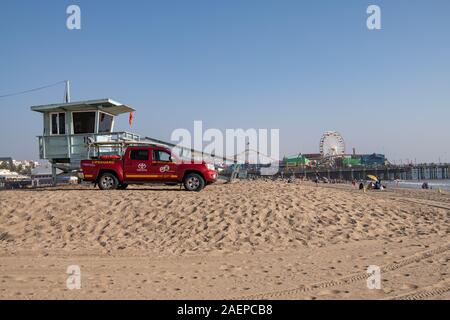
0 181 449 300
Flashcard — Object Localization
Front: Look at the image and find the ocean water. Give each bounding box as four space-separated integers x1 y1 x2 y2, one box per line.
385 179 450 191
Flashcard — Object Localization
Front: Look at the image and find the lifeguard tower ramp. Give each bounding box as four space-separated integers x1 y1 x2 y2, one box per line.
31 99 139 172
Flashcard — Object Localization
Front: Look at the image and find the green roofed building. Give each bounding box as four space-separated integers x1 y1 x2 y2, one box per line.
343 156 362 167
284 156 310 166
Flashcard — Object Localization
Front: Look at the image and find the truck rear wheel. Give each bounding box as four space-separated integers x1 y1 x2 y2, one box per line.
98 173 119 190
183 173 205 192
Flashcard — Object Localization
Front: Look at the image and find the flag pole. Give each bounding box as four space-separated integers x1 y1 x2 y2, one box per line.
64 80 71 103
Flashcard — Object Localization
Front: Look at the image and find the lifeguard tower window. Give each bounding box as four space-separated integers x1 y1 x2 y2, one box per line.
51 113 66 135
73 112 96 134
130 149 149 161
99 112 114 133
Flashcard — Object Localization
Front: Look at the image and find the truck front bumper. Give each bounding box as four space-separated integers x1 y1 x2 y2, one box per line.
205 170 218 183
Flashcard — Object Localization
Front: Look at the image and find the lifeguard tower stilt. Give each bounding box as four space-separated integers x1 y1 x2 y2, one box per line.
31 99 139 185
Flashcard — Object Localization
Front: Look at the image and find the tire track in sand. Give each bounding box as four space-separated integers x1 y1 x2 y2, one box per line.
231 242 450 300
394 198 450 211
388 281 450 300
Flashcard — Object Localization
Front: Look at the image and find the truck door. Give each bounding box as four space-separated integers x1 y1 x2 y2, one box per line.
124 148 151 181
150 149 179 182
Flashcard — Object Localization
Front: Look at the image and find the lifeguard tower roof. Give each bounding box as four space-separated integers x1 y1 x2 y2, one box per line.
31 98 135 115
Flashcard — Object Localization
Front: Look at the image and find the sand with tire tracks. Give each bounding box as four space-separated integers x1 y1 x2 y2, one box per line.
0 181 449 299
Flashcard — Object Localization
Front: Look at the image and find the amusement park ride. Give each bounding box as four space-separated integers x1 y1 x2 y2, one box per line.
319 131 346 165
285 130 387 169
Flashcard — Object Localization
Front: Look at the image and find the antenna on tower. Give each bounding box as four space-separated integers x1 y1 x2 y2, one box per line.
64 80 71 103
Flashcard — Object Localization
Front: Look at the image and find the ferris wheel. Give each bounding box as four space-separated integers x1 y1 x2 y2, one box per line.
319 131 346 158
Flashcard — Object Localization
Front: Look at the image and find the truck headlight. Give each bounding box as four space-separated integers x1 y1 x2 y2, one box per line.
207 163 215 171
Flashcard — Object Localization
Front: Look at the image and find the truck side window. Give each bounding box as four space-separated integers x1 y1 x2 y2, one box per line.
153 150 171 162
130 149 149 160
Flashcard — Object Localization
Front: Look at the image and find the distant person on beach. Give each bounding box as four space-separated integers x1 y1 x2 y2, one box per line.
372 179 386 190
374 179 382 190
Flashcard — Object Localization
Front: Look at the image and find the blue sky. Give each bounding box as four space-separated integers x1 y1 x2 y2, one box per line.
0 0 449 163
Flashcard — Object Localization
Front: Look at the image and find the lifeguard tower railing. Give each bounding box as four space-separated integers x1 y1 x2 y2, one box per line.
37 131 140 170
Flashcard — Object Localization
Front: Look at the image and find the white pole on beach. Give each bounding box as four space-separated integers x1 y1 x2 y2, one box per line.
64 80 71 103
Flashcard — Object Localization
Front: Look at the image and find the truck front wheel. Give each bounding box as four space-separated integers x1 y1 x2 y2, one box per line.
183 173 205 192
98 173 119 190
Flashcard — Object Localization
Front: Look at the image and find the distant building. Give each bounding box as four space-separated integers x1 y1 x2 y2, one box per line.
0 169 28 180
360 153 387 166
0 169 17 179
283 152 388 168
31 165 63 187
342 156 362 167
340 154 387 167
0 170 30 190
283 156 311 166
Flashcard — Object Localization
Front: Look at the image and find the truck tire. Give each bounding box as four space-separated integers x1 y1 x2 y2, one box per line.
183 173 205 192
98 173 119 190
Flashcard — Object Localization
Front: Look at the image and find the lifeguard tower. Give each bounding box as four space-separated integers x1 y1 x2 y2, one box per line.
31 99 140 179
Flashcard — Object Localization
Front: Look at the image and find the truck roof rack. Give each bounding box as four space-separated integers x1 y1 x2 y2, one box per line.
88 140 167 148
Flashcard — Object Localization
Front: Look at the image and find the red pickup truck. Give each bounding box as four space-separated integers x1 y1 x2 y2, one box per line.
80 145 218 191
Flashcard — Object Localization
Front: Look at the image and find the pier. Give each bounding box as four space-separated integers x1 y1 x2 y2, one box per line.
257 164 450 181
